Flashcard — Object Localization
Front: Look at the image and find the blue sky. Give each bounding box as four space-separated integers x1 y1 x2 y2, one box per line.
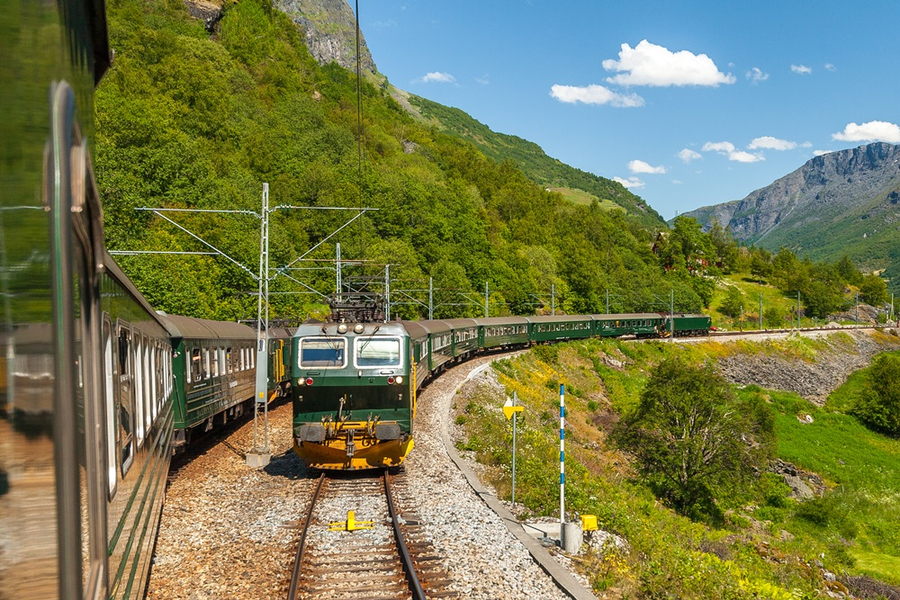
360 1 900 220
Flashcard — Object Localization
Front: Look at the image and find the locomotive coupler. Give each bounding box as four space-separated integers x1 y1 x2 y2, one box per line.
345 430 356 458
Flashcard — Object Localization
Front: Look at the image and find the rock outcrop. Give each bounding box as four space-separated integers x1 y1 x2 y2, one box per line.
275 0 376 74
715 329 900 405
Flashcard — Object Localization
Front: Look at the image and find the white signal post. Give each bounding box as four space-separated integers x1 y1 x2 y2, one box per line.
503 392 524 507
559 383 565 528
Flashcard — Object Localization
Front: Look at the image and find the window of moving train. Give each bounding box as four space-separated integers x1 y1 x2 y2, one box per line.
299 338 346 368
355 337 402 367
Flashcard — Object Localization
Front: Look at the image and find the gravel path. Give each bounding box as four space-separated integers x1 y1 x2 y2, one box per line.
147 355 579 600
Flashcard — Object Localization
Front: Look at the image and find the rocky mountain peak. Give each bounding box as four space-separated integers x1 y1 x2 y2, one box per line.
276 0 376 74
682 142 900 254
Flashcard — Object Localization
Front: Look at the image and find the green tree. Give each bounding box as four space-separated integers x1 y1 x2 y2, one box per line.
719 285 744 318
860 273 888 306
611 358 774 521
835 254 864 286
852 354 900 435
764 306 784 328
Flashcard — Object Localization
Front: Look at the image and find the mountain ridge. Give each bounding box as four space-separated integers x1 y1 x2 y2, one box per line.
682 142 900 272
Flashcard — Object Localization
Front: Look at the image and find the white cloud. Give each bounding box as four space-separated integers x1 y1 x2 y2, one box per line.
420 72 456 83
614 176 645 189
703 141 765 163
475 74 490 85
746 67 769 83
832 121 900 143
602 40 736 87
702 141 735 153
729 150 765 163
676 148 702 163
628 159 666 174
748 136 797 151
549 84 644 107
791 64 812 74
814 149 833 156
825 63 836 72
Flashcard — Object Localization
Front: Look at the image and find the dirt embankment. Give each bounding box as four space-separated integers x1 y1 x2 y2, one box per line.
715 329 900 405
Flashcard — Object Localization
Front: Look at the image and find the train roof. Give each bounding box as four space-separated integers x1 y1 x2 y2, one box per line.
591 313 663 320
158 314 256 341
472 317 530 326
441 318 478 328
411 320 452 335
294 321 408 337
102 253 170 331
266 327 296 340
525 314 593 323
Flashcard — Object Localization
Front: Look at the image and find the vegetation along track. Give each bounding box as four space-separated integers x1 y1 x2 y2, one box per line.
288 470 458 600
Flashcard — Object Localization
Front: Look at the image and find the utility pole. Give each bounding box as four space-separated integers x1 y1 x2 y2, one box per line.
856 291 859 328
249 184 271 467
336 243 342 301
428 276 434 320
797 291 801 329
385 264 391 322
670 289 675 343
759 293 762 330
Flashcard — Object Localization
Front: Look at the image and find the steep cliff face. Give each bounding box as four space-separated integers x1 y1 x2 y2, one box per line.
276 0 376 74
682 143 900 265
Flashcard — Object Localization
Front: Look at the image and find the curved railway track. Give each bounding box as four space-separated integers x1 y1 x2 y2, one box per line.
288 470 458 600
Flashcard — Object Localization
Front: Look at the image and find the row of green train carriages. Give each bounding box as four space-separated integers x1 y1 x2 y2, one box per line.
290 312 710 471
160 315 295 450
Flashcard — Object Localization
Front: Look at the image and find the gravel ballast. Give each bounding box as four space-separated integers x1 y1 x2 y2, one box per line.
147 354 580 600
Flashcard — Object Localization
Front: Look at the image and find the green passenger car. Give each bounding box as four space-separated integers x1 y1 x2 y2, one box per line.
593 313 665 337
476 317 530 348
668 313 713 336
527 315 594 342
161 315 257 449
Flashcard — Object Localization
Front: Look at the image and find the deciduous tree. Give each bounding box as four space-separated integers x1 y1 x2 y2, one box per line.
612 358 774 521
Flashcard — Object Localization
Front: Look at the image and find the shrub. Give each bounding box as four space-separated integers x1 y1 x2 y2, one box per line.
852 353 900 435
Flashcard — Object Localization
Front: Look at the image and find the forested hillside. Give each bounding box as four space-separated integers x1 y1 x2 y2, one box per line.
96 0 882 327
407 95 666 229
95 0 697 322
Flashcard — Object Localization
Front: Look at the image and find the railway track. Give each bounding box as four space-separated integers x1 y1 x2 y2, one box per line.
701 324 876 339
288 470 458 600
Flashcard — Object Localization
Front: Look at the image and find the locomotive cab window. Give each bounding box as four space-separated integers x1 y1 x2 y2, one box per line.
299 338 346 368
355 337 402 368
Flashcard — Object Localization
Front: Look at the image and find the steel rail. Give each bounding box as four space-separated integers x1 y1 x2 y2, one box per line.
287 473 326 600
383 470 427 600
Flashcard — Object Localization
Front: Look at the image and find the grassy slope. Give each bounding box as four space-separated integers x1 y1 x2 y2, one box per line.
403 93 666 230
706 273 866 330
456 335 900 597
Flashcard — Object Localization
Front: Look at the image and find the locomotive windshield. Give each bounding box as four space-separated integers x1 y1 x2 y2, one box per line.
355 337 402 367
299 338 346 368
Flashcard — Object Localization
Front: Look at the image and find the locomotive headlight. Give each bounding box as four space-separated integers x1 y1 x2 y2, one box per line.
396 376 403 384
337 323 348 334
354 324 364 334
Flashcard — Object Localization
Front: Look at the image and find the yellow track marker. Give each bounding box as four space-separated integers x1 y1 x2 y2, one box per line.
328 510 374 531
